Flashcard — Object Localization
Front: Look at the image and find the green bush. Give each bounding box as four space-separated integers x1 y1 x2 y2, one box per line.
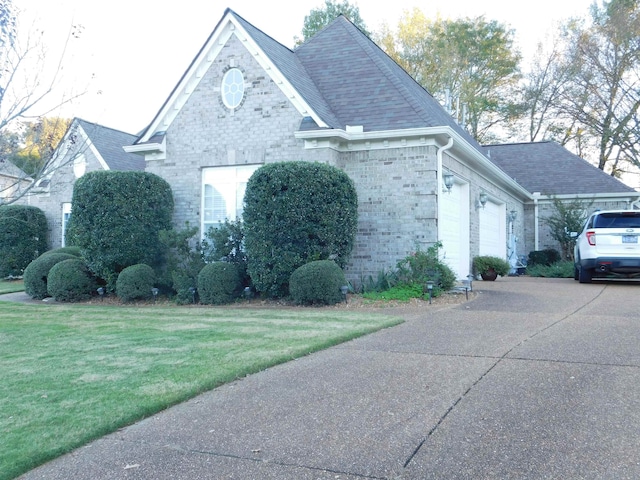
197 262 242 305
289 260 347 305
0 205 48 277
41 246 82 257
472 255 511 277
159 224 206 304
67 171 174 290
47 258 96 302
116 264 156 302
527 249 561 267
23 253 78 299
203 219 249 287
244 162 358 297
363 283 425 301
395 242 456 294
526 260 574 278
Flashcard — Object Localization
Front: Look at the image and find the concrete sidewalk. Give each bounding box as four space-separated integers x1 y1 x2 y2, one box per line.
17 277 640 479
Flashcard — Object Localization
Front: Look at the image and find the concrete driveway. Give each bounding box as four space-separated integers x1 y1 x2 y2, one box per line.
19 277 640 479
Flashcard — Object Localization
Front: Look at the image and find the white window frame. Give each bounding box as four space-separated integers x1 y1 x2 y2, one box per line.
201 165 259 237
61 203 72 247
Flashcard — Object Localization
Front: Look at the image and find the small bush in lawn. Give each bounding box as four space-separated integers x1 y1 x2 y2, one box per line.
197 262 242 305
23 253 78 299
116 264 156 302
289 260 346 305
47 258 97 302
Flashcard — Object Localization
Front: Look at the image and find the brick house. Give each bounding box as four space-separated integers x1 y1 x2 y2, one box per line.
121 8 638 284
23 118 144 248
0 161 30 203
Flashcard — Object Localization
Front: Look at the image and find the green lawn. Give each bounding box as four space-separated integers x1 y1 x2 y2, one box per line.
0 301 401 480
0 279 24 294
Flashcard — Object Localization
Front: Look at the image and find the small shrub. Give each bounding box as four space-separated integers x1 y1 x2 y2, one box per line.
47 258 96 302
289 260 346 305
41 246 82 257
197 262 242 305
472 255 511 277
526 261 574 278
116 264 156 302
159 224 205 304
23 253 78 299
527 249 561 267
396 242 457 293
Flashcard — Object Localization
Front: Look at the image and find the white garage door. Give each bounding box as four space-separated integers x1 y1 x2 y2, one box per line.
479 200 506 257
439 182 470 280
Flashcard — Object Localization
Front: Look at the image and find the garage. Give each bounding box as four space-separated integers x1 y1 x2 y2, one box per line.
439 181 470 280
479 199 506 257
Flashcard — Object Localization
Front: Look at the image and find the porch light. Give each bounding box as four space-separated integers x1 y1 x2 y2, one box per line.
443 172 455 193
509 210 517 222
477 192 488 209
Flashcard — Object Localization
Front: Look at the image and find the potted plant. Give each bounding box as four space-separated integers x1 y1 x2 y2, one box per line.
473 255 511 281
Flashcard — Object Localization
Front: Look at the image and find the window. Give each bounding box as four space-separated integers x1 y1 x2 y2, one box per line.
221 68 245 110
202 165 258 235
61 203 72 247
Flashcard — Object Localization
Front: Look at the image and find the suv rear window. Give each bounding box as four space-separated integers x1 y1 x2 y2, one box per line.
593 212 640 229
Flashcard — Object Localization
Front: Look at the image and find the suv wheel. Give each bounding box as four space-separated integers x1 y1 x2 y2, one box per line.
578 265 593 284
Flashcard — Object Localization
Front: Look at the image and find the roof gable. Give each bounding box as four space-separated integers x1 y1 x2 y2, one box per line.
484 141 636 195
75 119 144 171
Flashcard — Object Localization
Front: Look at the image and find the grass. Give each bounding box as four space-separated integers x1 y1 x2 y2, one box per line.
362 282 443 302
0 279 24 294
0 302 402 480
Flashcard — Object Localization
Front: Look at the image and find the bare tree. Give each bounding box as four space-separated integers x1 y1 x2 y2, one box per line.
0 0 87 205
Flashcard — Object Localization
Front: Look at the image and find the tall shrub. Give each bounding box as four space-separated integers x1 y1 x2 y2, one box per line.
243 162 358 297
0 205 48 277
67 171 174 289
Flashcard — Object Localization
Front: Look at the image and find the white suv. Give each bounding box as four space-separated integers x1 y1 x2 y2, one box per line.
574 209 640 283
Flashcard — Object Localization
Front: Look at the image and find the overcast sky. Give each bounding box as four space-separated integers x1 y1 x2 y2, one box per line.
17 0 593 134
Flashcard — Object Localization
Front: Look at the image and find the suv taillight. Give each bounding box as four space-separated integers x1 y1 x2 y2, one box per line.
586 231 596 246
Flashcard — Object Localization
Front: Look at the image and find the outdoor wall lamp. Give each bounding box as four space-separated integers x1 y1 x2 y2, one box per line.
443 172 455 193
509 210 517 222
476 192 488 209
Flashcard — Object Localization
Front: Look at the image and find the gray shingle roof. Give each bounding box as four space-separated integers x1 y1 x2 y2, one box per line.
76 119 145 171
484 141 636 195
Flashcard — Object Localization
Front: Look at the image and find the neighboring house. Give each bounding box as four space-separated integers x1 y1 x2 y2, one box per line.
118 9 636 284
485 141 639 255
24 118 144 248
0 160 30 203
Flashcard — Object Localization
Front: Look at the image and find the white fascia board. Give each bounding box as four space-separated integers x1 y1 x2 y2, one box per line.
296 125 533 200
136 13 326 148
533 192 640 201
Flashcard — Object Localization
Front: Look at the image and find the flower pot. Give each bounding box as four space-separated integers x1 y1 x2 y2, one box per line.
480 268 498 281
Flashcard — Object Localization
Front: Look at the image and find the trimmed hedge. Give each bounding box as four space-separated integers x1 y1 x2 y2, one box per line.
47 258 96 302
0 205 48 277
67 170 174 289
289 260 346 305
23 253 78 299
244 162 358 298
116 264 156 302
197 262 242 305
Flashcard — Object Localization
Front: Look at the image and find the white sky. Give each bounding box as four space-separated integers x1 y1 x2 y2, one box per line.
17 0 593 134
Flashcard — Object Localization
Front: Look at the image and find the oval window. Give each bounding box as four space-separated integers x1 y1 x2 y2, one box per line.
221 68 245 109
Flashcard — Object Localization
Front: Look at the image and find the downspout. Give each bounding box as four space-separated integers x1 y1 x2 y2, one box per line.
630 196 640 210
533 192 540 251
436 136 454 244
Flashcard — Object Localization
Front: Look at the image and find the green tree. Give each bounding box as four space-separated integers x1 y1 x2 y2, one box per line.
378 9 522 143
243 162 358 298
545 196 594 261
9 117 71 176
296 0 370 44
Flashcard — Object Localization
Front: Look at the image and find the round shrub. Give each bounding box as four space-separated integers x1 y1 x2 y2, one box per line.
0 205 48 277
244 161 358 298
41 246 82 258
289 260 347 305
116 264 156 302
47 258 96 302
197 262 242 305
23 253 78 299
